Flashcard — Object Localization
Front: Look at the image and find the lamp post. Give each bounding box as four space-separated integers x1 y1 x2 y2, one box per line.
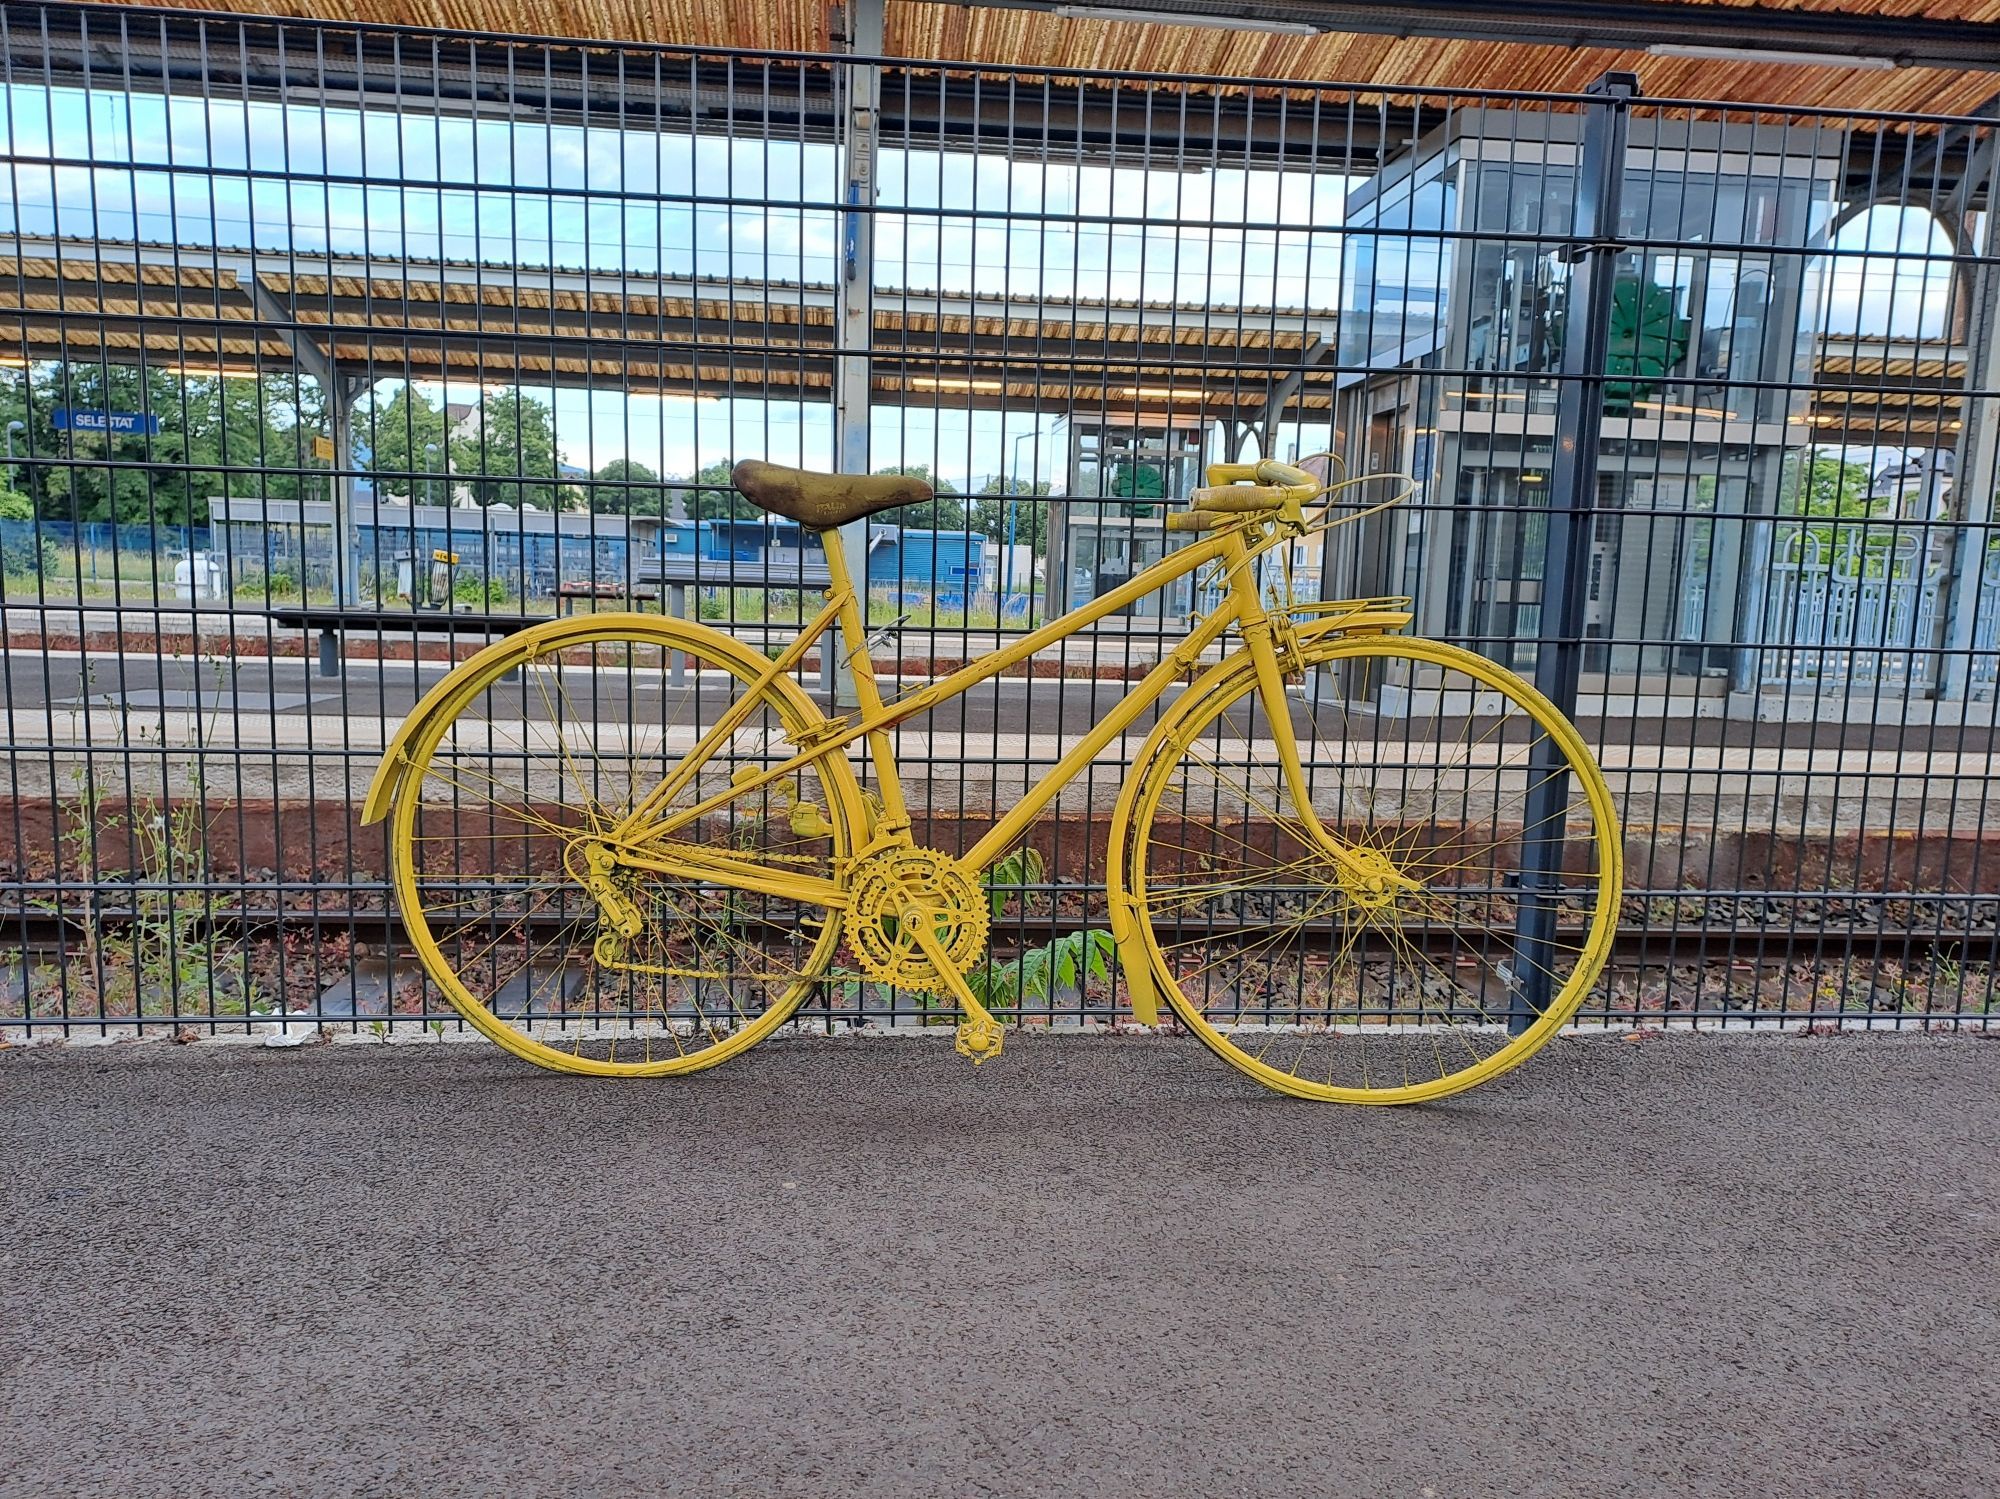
423 442 441 507
1006 429 1038 618
5 420 23 497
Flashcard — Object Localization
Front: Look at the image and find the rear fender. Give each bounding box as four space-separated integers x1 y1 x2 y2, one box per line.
361 627 557 827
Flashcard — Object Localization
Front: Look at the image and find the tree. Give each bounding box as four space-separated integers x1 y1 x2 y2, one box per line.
3 363 325 526
450 389 562 509
589 457 668 517
874 464 968 529
687 457 757 521
971 474 1053 556
1786 450 1872 519
358 385 447 502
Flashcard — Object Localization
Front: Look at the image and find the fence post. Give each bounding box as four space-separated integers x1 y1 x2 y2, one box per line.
1512 71 1637 1033
831 0 883 706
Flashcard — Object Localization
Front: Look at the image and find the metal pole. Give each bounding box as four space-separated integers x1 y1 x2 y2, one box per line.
328 377 360 606
1938 146 2000 701
1512 71 1636 1033
832 0 882 708
1006 428 1034 611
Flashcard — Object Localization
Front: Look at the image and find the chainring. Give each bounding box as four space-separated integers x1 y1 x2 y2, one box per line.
846 846 989 990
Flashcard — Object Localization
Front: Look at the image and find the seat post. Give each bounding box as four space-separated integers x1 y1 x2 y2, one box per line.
819 524 912 835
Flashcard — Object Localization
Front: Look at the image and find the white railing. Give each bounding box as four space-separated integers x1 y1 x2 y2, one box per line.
1759 523 1943 691
1973 547 2000 695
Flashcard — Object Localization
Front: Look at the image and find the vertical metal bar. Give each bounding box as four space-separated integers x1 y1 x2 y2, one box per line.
832 0 882 709
1513 71 1637 1032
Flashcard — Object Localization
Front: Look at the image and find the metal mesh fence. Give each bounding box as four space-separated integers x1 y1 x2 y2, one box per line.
0 2 1994 1037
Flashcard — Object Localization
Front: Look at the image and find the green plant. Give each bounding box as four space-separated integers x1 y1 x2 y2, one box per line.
965 847 1117 1013
982 846 1043 921
52 653 244 1020
0 531 62 584
453 573 511 608
968 928 1116 1013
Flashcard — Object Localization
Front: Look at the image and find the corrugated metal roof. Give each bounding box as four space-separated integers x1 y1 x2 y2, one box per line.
125 0 2000 114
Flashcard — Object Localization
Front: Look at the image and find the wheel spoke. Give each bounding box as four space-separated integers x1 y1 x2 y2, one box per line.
1129 636 1617 1104
389 622 852 1075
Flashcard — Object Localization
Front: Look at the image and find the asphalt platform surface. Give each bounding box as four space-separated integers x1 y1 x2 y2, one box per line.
4 1031 1997 1498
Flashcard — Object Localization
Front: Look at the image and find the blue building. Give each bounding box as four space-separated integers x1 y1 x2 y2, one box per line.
870 527 982 606
206 497 660 599
654 518 984 604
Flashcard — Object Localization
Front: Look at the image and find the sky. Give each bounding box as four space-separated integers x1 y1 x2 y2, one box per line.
0 81 1968 489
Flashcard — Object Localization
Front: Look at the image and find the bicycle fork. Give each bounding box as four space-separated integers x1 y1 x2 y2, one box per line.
1228 539 1423 907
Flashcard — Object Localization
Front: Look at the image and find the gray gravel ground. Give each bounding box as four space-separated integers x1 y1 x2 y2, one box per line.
4 1031 1998 1499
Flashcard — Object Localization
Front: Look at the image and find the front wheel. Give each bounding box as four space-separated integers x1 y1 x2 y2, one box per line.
1119 632 1621 1104
383 613 865 1076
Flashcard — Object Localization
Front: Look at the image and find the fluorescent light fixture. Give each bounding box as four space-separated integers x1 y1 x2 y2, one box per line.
1633 398 1730 420
907 376 1004 393
1121 385 1208 400
1647 43 1896 70
1053 6 1322 36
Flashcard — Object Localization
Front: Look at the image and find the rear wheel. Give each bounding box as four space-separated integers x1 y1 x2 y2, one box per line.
1122 632 1620 1104
385 614 862 1075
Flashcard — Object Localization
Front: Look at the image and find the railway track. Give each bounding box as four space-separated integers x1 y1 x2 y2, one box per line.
0 904 1992 965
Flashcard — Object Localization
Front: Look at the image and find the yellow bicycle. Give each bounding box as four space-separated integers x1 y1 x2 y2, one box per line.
364 458 1621 1103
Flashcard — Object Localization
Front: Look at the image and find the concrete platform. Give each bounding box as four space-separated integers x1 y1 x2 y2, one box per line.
2 1032 1996 1498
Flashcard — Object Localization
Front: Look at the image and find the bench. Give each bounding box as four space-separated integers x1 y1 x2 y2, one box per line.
633 555 838 691
556 579 661 615
266 606 542 678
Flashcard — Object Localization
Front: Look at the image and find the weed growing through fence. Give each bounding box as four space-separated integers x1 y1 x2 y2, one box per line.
965 846 1115 1016
47 648 246 1022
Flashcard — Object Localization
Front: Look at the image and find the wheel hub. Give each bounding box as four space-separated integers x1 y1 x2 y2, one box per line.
846 846 989 990
1337 844 1417 910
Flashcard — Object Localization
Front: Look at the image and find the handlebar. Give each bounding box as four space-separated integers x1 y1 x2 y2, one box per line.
1169 457 1413 535
1187 459 1322 514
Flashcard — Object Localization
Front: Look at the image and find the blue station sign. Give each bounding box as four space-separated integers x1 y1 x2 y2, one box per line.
52 409 161 437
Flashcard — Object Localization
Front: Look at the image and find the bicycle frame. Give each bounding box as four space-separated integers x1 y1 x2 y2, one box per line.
606 509 1332 901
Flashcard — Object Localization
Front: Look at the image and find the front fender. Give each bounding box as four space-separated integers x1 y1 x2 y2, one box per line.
1106 646 1260 1025
1106 615 1383 1024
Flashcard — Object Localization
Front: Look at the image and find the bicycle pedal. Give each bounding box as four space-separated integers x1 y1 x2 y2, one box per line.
954 1016 1004 1065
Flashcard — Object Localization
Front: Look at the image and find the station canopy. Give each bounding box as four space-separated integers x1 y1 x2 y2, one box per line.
4 0 1990 446
144 0 2000 114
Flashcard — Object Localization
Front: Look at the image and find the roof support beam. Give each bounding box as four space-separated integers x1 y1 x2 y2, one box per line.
249 278 365 604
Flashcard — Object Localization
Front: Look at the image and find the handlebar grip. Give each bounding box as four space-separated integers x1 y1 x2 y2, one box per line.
1204 462 1261 485
1255 459 1316 490
1166 511 1230 531
1191 485 1288 512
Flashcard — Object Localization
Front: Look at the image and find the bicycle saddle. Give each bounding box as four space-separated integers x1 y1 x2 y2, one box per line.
730 460 933 530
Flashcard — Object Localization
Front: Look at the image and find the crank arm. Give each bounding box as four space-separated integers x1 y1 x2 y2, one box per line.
905 903 1004 1064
